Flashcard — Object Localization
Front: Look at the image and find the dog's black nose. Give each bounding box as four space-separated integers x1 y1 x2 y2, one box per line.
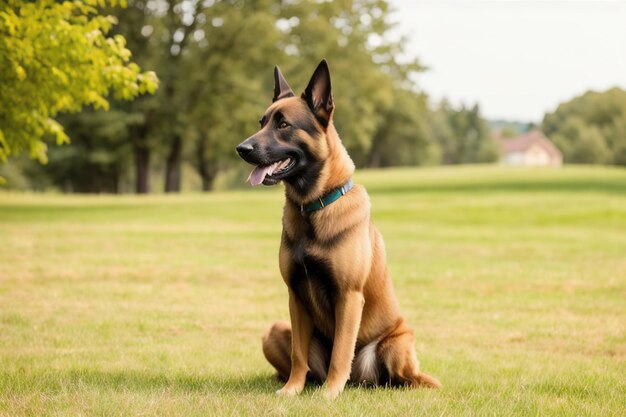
236 142 254 156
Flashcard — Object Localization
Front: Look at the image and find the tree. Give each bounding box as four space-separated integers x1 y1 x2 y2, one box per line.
274 0 418 166
106 1 162 193
543 87 626 165
550 117 610 164
430 101 497 164
43 109 141 193
0 0 158 178
367 88 435 167
181 0 285 191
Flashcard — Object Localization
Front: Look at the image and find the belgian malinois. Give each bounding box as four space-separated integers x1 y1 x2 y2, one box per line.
236 60 441 398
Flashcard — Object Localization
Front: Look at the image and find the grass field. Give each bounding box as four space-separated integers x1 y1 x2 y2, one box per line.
1 165 625 416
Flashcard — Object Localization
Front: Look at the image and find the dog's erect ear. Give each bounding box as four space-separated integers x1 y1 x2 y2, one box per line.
302 59 334 127
273 66 295 102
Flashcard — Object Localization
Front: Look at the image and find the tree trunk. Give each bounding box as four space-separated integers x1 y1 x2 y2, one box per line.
114 165 121 194
134 144 150 194
196 136 218 192
200 168 216 191
164 134 182 193
63 179 73 193
367 132 384 168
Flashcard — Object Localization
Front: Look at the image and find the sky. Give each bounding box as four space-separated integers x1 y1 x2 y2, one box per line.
387 0 626 122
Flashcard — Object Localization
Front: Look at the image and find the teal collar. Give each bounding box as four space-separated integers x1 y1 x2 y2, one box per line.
301 179 354 213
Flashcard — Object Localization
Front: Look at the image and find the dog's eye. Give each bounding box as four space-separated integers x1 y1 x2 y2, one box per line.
278 121 290 129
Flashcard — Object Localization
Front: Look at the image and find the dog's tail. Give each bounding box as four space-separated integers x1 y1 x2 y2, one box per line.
412 372 443 389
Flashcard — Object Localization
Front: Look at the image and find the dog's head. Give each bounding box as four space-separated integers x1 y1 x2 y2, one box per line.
236 60 335 188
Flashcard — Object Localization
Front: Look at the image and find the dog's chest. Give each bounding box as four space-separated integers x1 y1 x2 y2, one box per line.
287 234 337 338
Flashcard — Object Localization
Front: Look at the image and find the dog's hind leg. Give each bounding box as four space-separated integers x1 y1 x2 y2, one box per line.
377 319 442 389
262 321 292 381
262 321 329 383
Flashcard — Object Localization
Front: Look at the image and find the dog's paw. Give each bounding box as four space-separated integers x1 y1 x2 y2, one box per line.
323 385 343 400
276 384 303 396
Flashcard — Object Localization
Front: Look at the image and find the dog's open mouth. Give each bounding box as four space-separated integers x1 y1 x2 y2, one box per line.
247 157 295 186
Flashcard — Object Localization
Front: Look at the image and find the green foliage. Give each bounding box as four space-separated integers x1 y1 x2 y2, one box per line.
43 109 143 193
182 0 289 189
429 101 498 164
0 0 157 164
367 88 437 167
269 0 424 165
2 0 499 192
542 87 626 165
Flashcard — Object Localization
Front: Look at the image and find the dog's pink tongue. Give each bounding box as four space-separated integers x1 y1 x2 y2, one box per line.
248 165 271 186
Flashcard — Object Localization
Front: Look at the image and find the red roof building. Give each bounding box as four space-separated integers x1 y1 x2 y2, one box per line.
499 130 562 167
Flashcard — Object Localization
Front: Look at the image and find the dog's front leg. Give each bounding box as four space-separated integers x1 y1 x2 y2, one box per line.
325 290 365 399
277 289 313 396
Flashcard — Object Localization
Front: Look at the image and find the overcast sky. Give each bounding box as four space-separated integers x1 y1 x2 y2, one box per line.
388 0 626 122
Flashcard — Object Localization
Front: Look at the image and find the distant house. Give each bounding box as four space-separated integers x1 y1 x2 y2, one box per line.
499 130 562 167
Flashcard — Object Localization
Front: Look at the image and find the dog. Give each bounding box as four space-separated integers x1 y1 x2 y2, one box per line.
236 60 441 398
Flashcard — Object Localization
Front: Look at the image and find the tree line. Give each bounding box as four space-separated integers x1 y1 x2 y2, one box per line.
2 1 623 193
1 0 498 193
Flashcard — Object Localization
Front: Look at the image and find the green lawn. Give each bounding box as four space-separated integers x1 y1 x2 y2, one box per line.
1 165 625 416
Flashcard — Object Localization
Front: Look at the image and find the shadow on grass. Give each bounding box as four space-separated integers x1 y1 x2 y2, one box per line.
4 368 387 396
